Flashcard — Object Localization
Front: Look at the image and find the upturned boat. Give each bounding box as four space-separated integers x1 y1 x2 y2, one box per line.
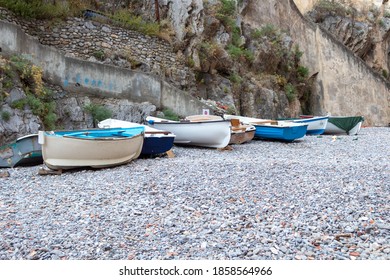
98 118 175 156
146 116 231 148
38 127 144 170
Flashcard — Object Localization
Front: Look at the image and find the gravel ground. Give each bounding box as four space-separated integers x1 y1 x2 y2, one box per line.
0 127 389 260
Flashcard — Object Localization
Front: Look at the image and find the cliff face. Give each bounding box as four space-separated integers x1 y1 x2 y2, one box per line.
0 0 389 145
85 0 304 119
296 0 390 78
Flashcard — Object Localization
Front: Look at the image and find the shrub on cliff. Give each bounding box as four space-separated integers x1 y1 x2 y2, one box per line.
0 0 89 19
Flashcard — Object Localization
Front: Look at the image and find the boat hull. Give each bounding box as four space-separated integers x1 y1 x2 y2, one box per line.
324 116 364 135
229 130 255 144
141 135 175 156
228 119 256 144
98 119 175 156
0 134 43 168
224 115 307 142
146 116 231 148
292 116 329 135
253 124 308 142
39 128 144 170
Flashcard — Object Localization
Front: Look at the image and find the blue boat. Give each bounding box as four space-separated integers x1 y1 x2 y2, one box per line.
224 115 308 142
98 119 176 156
0 134 43 168
251 122 308 142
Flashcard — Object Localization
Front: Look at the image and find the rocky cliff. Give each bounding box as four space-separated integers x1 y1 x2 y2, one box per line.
0 0 389 146
300 0 390 78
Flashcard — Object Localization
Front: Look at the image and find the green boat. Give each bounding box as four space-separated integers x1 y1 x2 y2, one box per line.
0 134 43 168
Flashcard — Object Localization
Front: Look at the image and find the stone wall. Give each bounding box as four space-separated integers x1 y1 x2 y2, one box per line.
242 0 389 126
0 7 192 90
0 19 212 119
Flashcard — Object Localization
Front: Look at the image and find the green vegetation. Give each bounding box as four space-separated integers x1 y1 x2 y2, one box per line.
218 0 236 17
0 0 87 19
215 0 254 64
284 83 296 103
92 49 105 61
111 9 160 36
3 55 58 129
162 108 180 121
1 56 14 92
382 69 389 79
84 103 112 127
250 25 310 103
228 72 242 84
187 57 195 68
0 1 162 37
252 24 279 39
313 0 349 21
1 110 11 121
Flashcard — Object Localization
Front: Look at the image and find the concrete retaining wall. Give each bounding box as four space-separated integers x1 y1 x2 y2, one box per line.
242 0 389 126
0 20 211 117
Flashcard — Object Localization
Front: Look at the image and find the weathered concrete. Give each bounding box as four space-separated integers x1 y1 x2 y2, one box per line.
0 20 212 117
242 0 389 126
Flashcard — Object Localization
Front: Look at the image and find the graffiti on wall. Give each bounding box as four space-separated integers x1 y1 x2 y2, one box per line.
63 73 118 92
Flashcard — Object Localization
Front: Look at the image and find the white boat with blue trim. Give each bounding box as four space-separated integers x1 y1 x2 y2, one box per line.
281 115 329 135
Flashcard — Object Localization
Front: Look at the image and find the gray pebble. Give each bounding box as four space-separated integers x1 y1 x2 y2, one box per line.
0 127 389 260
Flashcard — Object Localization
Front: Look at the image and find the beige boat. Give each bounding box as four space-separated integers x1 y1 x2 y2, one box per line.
38 127 144 170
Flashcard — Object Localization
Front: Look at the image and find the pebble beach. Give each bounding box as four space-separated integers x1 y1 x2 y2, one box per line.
0 127 389 260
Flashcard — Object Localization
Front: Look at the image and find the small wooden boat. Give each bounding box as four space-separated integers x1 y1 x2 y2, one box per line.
224 114 308 142
228 118 256 144
278 115 329 135
324 116 364 135
146 116 231 148
98 118 175 156
38 127 144 170
0 134 43 168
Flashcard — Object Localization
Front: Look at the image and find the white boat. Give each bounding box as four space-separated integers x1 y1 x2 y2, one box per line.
280 115 329 135
185 115 255 145
98 118 175 156
38 127 144 170
224 114 274 124
146 116 231 148
324 116 364 135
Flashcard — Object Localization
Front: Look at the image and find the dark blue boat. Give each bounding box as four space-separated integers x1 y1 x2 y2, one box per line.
98 119 176 156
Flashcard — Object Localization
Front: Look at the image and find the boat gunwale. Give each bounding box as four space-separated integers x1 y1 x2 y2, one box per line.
150 119 232 125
